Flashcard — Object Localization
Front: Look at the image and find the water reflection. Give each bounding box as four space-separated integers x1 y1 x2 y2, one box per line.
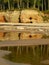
0 45 49 65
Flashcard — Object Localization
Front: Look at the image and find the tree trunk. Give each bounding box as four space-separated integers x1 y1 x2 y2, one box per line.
27 0 29 8
1 0 3 10
17 0 20 9
0 4 1 10
38 0 40 10
23 2 25 9
33 0 36 8
11 0 14 10
44 0 46 11
20 0 22 8
48 0 49 10
2 0 5 10
42 0 43 11
8 0 10 10
0 4 2 11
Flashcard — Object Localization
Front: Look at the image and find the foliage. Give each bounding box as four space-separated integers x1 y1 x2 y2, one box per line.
0 0 49 11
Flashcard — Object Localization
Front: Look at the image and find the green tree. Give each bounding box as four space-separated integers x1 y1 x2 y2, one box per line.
22 0 27 8
11 0 14 10
0 0 2 10
33 0 37 8
16 0 20 9
42 0 43 11
38 0 41 10
44 0 46 10
8 0 11 10
2 0 6 10
29 0 34 8
48 0 49 10
27 0 29 8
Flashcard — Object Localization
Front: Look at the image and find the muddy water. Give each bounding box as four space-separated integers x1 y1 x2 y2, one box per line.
0 45 49 65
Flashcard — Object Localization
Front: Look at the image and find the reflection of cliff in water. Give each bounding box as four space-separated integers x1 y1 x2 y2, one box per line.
0 45 49 65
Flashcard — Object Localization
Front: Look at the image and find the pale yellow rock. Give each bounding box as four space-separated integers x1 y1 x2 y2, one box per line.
4 32 10 40
4 32 19 40
4 11 20 40
20 10 43 39
10 11 20 23
4 11 10 22
9 32 19 40
0 14 5 40
4 11 20 23
20 33 43 39
20 10 43 23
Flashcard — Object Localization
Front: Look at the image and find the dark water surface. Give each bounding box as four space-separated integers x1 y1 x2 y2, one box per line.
0 45 49 65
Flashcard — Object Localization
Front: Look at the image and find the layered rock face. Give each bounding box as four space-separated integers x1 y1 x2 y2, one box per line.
20 33 43 39
4 11 19 40
0 14 5 40
10 11 20 23
20 10 44 39
0 10 49 40
0 11 19 40
4 11 20 23
20 10 43 23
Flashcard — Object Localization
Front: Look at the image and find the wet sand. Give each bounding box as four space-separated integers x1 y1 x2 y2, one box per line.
41 60 49 64
0 50 30 65
0 39 49 47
